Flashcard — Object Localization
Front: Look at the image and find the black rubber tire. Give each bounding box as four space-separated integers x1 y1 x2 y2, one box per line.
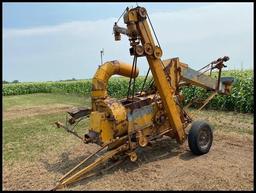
188 120 213 155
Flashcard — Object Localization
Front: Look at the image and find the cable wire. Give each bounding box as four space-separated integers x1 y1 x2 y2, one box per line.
140 67 150 95
116 7 128 24
127 56 137 99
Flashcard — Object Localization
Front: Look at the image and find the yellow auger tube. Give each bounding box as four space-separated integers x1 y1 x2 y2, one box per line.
91 60 139 100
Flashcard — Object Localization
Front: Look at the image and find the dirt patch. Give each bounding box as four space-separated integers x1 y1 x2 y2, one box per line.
3 104 73 121
3 131 253 191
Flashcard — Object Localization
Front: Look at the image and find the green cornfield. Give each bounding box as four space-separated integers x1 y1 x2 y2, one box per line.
2 70 254 113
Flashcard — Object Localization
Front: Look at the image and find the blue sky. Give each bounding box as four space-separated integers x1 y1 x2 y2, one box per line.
3 2 253 82
3 3 211 28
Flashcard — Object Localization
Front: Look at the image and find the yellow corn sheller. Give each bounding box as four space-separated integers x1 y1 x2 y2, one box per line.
52 6 234 190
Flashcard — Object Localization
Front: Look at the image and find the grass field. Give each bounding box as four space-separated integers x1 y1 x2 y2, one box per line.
2 93 254 190
3 93 91 165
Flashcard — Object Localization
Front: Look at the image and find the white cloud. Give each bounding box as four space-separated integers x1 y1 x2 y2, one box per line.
151 3 252 43
3 3 253 82
3 18 116 38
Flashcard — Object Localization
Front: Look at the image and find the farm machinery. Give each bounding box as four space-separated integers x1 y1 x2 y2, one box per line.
52 6 233 190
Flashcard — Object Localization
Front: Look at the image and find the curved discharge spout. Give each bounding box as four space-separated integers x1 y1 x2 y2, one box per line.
91 60 139 100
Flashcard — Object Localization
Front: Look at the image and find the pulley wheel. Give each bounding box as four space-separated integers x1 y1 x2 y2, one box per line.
138 7 147 19
144 43 154 55
135 45 144 56
153 46 163 59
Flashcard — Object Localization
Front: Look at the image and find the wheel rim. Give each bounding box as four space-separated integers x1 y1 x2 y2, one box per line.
198 127 211 149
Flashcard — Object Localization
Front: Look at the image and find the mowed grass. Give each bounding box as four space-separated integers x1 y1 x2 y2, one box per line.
3 93 89 111
3 93 253 166
3 93 91 165
189 109 254 135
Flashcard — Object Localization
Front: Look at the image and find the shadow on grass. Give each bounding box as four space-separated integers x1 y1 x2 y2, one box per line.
40 136 198 189
40 151 93 175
